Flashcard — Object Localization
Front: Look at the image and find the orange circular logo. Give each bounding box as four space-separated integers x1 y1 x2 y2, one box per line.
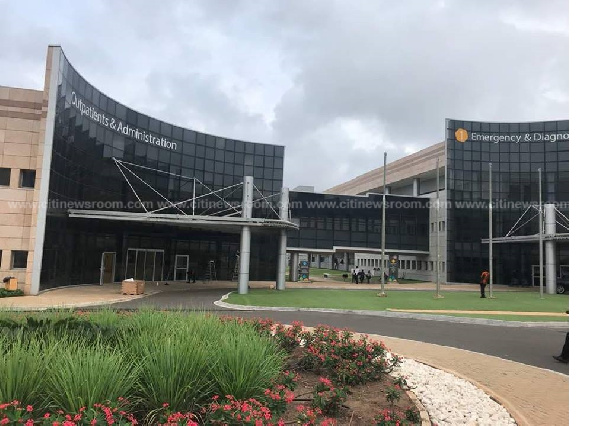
455 128 468 143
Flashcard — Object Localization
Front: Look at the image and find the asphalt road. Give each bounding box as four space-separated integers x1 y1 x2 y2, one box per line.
108 288 569 375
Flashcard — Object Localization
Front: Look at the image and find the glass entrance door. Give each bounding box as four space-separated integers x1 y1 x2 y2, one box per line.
100 252 116 284
174 255 189 281
125 249 165 282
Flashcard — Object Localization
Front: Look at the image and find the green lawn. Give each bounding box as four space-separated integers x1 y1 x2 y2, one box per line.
292 267 426 284
227 289 569 314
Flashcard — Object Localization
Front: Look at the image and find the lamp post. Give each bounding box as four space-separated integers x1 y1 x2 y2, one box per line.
435 157 442 298
379 152 387 297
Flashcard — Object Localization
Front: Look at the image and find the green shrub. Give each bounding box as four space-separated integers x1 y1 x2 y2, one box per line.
44 338 139 413
0 334 48 407
132 333 215 417
210 321 286 400
0 288 24 298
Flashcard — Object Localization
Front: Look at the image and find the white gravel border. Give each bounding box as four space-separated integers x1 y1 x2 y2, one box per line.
390 356 517 426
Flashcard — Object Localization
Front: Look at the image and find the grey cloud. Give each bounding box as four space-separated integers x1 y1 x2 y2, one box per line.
0 0 567 190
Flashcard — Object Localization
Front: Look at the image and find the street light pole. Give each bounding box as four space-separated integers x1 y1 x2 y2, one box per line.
489 162 493 298
435 157 441 298
539 167 544 299
379 152 387 297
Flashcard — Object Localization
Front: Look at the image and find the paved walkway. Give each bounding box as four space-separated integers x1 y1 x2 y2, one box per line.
1 281 568 425
376 336 568 426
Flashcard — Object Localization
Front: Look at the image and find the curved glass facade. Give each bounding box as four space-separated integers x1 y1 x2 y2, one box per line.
39 49 284 289
446 119 569 285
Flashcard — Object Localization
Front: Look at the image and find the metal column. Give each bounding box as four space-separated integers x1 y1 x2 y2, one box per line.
435 158 441 298
380 152 388 296
276 188 289 290
489 162 493 298
238 176 254 294
544 203 557 294
538 168 544 297
290 252 299 281
412 178 420 197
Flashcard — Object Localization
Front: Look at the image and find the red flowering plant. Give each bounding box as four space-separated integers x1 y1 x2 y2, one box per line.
385 384 402 406
295 405 337 426
300 325 401 385
273 321 304 352
38 398 138 425
202 394 283 425
311 378 348 417
219 316 275 337
278 370 300 392
372 408 421 425
0 400 35 425
155 403 199 426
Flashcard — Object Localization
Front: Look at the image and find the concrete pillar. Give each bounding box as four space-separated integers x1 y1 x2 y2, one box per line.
290 252 299 281
276 188 289 290
343 252 349 271
412 178 420 196
238 176 254 294
317 254 321 268
544 203 557 294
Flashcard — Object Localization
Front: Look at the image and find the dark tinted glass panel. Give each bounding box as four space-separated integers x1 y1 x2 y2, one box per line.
445 119 568 285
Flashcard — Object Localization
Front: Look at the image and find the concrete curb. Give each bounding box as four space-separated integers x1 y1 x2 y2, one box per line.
405 389 432 426
214 292 569 329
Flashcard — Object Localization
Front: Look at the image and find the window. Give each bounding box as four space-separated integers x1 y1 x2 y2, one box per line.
417 261 422 270
11 250 28 269
411 260 416 270
400 260 405 269
19 170 36 188
429 261 434 270
0 168 10 186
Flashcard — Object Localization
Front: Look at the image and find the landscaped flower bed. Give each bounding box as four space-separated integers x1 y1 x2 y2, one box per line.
0 310 421 425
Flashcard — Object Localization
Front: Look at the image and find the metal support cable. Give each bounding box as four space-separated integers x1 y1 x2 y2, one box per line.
196 178 239 213
114 160 148 213
253 184 281 219
555 207 569 223
198 183 243 216
505 205 533 237
116 160 187 215
508 212 540 236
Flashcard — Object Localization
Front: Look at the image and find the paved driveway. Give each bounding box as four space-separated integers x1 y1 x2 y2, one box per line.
109 288 569 375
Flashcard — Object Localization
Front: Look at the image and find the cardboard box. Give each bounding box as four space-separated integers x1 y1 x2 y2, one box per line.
5 278 18 291
121 280 145 295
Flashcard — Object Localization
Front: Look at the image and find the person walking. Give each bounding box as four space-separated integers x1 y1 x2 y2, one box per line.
479 270 490 298
366 270 372 284
359 269 365 284
553 311 569 363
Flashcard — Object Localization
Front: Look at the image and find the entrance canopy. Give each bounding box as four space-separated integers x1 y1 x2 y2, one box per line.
68 209 298 233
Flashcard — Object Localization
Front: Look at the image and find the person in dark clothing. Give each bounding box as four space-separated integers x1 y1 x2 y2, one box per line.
359 269 365 284
553 333 569 363
553 311 569 363
353 266 360 284
479 270 489 298
366 270 372 284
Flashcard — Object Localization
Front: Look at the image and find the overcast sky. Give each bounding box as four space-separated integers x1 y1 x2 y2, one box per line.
0 0 568 190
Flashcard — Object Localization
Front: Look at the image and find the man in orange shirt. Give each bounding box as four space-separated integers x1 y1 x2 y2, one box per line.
480 270 490 298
